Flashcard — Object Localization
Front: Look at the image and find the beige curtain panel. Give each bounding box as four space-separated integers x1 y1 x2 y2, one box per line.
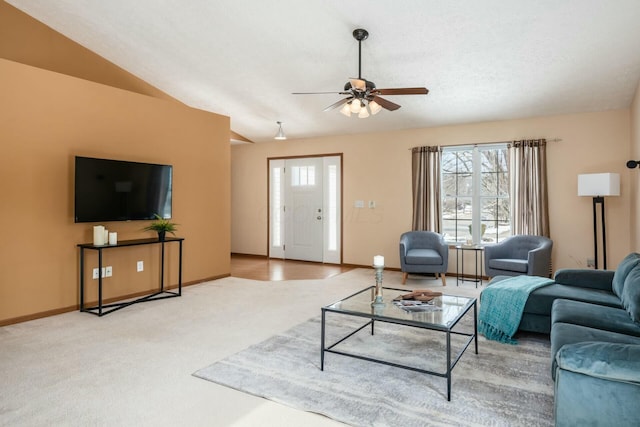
509 139 550 237
411 146 441 232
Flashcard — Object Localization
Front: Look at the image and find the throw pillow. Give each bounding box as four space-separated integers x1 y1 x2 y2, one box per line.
612 253 640 298
621 264 640 323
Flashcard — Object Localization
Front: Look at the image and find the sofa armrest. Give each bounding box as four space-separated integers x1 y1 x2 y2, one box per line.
553 268 614 291
556 341 640 383
555 342 640 426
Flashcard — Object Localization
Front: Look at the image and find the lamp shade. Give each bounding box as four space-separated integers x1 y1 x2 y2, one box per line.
578 173 620 196
274 121 286 140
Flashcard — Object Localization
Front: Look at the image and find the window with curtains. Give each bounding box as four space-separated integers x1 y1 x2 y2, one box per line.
441 144 511 244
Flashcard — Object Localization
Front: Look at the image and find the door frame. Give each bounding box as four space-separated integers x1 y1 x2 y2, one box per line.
267 153 343 264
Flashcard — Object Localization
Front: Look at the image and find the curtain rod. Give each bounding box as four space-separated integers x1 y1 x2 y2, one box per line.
409 138 562 150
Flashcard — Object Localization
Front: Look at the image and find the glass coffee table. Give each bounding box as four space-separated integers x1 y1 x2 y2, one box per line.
321 286 477 401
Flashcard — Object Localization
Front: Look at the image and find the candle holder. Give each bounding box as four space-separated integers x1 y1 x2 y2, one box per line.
371 263 385 307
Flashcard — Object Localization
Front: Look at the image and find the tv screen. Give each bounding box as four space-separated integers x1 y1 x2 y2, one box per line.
74 156 173 223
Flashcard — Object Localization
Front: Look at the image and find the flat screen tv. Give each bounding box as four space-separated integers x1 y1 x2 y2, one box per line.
74 156 173 223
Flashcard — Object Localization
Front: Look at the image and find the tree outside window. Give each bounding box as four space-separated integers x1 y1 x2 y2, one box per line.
441 145 510 244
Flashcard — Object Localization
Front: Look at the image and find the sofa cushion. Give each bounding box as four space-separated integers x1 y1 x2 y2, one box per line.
612 253 640 298
556 342 640 383
488 258 528 273
405 248 442 265
551 299 640 337
621 265 640 323
550 322 640 379
523 283 622 316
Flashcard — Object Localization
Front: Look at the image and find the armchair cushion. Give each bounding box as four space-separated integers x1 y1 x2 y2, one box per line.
405 249 443 265
488 258 528 273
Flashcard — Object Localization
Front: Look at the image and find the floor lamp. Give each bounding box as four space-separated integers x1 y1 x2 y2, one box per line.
578 173 620 270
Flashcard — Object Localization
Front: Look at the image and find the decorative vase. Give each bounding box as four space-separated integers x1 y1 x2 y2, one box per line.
158 231 166 241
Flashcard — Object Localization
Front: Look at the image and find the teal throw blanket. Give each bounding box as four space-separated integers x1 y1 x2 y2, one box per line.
479 276 553 344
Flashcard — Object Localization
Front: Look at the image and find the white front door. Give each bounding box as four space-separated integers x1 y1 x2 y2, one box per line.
269 156 341 264
284 157 324 262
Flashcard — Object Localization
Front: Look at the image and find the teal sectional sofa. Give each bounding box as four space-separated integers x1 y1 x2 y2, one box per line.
486 252 640 426
550 253 640 426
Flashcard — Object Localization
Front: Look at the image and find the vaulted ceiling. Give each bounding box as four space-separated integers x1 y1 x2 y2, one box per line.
8 0 640 143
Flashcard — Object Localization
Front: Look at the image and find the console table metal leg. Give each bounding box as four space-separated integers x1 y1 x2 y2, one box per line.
79 248 85 312
178 240 183 296
98 248 103 316
160 241 165 292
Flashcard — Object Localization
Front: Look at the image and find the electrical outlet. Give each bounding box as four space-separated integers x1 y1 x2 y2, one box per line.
92 268 99 279
105 266 112 277
587 258 595 268
137 261 144 272
368 200 376 208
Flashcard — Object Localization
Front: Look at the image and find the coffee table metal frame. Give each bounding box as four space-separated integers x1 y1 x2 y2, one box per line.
320 286 477 401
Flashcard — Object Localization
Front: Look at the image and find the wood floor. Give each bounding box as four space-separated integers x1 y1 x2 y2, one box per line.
230 254 354 281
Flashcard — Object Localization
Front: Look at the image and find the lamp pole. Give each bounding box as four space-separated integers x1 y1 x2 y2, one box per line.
592 196 606 270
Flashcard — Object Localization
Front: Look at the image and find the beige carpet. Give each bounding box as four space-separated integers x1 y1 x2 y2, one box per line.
0 269 546 426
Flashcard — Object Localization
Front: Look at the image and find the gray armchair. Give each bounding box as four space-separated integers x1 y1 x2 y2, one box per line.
399 231 448 285
484 234 553 278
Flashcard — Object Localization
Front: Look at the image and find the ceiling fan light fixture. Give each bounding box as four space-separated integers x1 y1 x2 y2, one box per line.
358 106 370 118
274 121 287 140
350 100 362 114
369 100 382 115
340 102 352 117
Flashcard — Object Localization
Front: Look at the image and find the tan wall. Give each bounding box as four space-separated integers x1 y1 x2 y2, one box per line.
0 58 230 324
232 110 631 272
631 81 640 252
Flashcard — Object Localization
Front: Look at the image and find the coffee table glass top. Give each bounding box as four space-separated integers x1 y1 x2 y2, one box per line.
324 286 475 330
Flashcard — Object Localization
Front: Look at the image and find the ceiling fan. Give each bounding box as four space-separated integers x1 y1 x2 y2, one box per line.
293 28 429 118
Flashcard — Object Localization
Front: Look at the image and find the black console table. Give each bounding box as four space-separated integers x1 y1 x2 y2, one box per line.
78 237 184 316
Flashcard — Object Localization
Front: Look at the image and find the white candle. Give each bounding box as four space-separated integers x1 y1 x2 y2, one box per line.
108 232 118 245
93 226 105 246
373 255 384 267
104 229 109 243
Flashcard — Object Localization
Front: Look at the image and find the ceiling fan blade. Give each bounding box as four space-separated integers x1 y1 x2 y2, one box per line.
372 95 401 111
323 97 352 112
349 78 367 91
292 91 349 95
374 87 429 96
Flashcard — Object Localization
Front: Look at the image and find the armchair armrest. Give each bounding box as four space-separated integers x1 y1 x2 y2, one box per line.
553 268 614 291
527 244 552 277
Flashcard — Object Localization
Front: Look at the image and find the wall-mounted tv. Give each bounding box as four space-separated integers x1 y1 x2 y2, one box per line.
74 156 173 223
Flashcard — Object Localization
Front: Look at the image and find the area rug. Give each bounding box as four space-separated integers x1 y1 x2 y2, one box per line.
194 314 554 426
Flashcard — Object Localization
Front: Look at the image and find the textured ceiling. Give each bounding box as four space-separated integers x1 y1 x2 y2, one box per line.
7 0 640 143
